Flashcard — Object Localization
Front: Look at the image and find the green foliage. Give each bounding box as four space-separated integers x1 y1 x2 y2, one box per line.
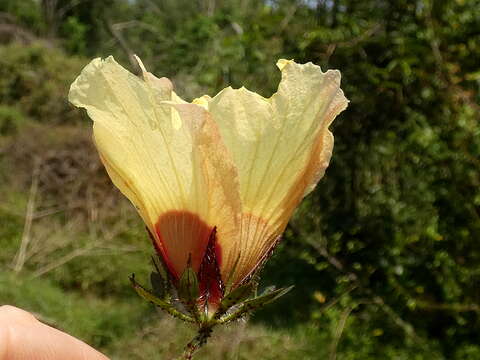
61 16 89 55
282 2 480 357
0 0 44 35
0 44 86 124
0 208 23 264
0 105 28 134
0 272 149 348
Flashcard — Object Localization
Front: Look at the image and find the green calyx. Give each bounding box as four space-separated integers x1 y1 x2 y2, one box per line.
130 254 293 328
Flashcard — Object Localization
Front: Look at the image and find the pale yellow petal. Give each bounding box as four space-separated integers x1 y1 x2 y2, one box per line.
68 56 241 277
192 95 211 109
164 102 242 277
205 59 348 284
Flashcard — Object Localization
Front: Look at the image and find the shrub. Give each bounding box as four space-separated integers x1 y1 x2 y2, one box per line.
0 43 87 124
0 105 28 134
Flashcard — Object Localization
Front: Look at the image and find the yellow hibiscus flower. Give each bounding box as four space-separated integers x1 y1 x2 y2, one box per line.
68 56 348 310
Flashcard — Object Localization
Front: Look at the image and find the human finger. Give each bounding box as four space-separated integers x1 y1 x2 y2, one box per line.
0 305 110 360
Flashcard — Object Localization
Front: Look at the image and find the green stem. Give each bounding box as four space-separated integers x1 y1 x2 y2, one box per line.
179 326 214 360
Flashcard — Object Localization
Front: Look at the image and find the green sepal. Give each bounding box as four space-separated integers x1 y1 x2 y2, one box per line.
178 261 200 303
218 285 294 324
223 254 241 294
151 254 170 284
129 274 194 323
260 285 276 296
178 258 203 322
249 275 261 297
150 271 166 299
150 254 172 299
214 281 256 319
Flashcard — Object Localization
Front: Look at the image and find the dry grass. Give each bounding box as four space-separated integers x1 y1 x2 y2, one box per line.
1 123 139 275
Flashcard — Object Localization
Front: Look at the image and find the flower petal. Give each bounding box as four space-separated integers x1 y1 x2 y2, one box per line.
68 56 241 278
205 59 348 284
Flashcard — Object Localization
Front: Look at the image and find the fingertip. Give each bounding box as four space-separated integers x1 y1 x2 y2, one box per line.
0 305 110 360
0 305 37 323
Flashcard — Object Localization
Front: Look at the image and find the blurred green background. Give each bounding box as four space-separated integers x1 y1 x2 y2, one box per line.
0 0 479 359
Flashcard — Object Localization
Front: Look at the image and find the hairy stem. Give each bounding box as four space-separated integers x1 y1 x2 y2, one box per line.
179 326 213 360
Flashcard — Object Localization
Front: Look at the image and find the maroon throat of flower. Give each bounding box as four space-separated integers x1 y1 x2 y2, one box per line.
147 211 224 308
